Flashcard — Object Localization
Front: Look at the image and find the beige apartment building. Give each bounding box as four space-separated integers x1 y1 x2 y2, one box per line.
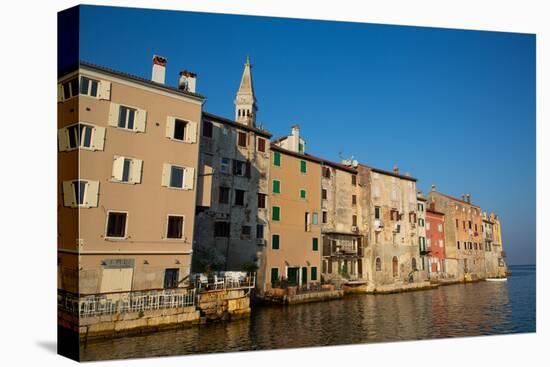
58 56 204 294
259 131 322 292
358 164 424 287
427 189 486 280
193 59 272 272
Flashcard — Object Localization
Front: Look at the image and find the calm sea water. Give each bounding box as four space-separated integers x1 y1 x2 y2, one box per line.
80 265 536 361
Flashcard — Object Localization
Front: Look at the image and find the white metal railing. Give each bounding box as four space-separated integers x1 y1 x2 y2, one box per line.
194 273 256 292
58 288 196 318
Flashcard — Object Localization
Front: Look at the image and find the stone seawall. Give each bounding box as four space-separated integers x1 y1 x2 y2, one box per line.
197 289 251 321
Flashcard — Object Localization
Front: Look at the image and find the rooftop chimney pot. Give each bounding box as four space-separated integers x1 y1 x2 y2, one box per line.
152 55 167 84
179 70 197 93
393 165 399 174
431 184 436 192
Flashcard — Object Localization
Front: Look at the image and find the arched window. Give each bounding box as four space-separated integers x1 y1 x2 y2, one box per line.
375 257 382 271
412 257 417 271
392 256 398 277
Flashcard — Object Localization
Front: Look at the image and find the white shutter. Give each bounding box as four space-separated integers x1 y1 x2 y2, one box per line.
135 108 147 132
165 116 175 139
62 181 76 207
84 181 100 208
112 156 125 181
57 84 64 102
98 80 111 100
58 128 70 151
184 167 195 190
108 103 120 127
91 127 106 151
161 163 171 187
186 121 197 143
130 159 143 184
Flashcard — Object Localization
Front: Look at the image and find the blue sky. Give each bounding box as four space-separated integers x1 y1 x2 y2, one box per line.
78 5 536 265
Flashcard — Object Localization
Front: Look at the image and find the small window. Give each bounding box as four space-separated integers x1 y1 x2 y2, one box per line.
457 241 461 249
163 268 179 289
273 151 281 167
418 203 424 212
300 160 307 173
375 207 381 220
172 119 187 141
312 212 319 225
412 257 417 271
305 212 310 231
352 215 357 226
202 121 213 138
256 224 264 239
456 219 459 228
468 221 472 229
219 187 230 204
220 158 231 174
258 138 266 152
272 206 280 221
169 166 185 188
235 189 245 206
80 76 99 97
118 106 136 130
322 189 327 200
352 195 357 205
272 234 280 249
323 167 331 178
272 180 281 194
238 131 247 147
418 218 425 227
121 158 132 182
311 266 318 281
322 211 328 223
214 222 230 237
62 78 79 100
300 189 307 199
233 160 248 177
258 193 267 209
375 257 382 271
351 175 357 186
312 238 319 251
241 225 251 237
271 268 279 284
166 215 184 239
106 212 127 238
67 123 94 149
72 180 87 205
390 209 399 221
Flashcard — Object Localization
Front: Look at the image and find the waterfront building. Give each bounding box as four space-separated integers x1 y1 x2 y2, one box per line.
193 58 272 272
358 164 424 287
416 193 429 280
426 205 447 278
259 126 323 292
426 188 486 280
58 56 205 293
490 212 508 276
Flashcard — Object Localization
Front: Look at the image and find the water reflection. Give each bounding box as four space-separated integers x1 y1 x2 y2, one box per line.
81 265 535 361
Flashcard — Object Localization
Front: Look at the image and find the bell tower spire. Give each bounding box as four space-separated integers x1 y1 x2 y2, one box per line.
235 56 257 127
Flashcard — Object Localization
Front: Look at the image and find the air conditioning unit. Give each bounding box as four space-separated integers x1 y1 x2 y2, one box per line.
256 238 266 246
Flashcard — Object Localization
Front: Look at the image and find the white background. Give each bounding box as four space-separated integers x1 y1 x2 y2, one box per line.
0 0 546 365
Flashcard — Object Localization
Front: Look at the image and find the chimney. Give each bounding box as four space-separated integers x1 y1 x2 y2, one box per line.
179 70 197 93
461 194 465 202
466 193 471 203
152 55 167 84
393 165 399 174
291 124 301 152
431 184 436 192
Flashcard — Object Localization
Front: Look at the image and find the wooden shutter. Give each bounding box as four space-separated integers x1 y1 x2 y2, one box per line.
184 167 195 190
111 156 125 181
165 116 175 139
98 80 111 100
135 108 147 132
161 163 171 187
91 127 106 151
57 128 69 151
57 84 64 102
84 181 100 208
130 159 143 184
186 121 197 143
62 181 76 207
108 103 120 127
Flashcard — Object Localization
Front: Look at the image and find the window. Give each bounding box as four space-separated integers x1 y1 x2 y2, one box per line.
118 106 136 130
258 138 266 152
272 179 281 194
456 219 459 228
352 195 357 205
418 203 424 211
352 175 357 186
312 238 319 251
62 78 79 100
163 269 179 289
457 241 461 249
169 166 185 188
214 222 230 237
171 119 187 141
238 131 247 147
73 180 87 205
375 207 381 220
412 257 417 271
323 167 331 178
202 121 213 138
59 123 105 152
166 215 184 239
62 180 99 208
220 158 231 174
106 211 127 238
272 206 280 221
418 218 425 227
409 212 417 223
273 151 281 166
322 211 328 223
80 76 99 97
111 156 143 184
463 221 466 229
352 215 357 227
271 268 279 284
233 160 250 177
322 189 327 200
300 160 307 173
375 257 382 271
390 209 399 221
312 212 319 225
468 220 472 229
219 187 230 204
272 234 280 249
300 189 307 199
299 142 304 153
241 226 251 237
258 193 267 209
256 224 264 239
235 189 245 206
305 212 310 231
67 123 93 149
311 267 318 281
474 223 478 232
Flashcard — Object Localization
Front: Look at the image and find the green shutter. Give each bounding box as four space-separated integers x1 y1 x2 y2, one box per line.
272 234 280 249
272 206 280 221
311 267 317 281
273 152 281 166
271 268 279 283
312 238 318 251
300 160 307 173
272 180 280 194
300 189 306 199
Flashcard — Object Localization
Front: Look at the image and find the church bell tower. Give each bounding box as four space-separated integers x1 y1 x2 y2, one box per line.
234 56 257 127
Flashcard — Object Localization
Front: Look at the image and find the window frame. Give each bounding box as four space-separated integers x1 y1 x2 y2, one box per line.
168 165 186 189
214 221 231 238
65 122 95 151
300 160 307 173
272 179 281 194
172 118 188 141
237 131 248 147
117 105 137 131
272 206 281 221
257 137 266 152
272 234 280 250
104 210 129 240
234 189 246 206
220 157 231 174
165 214 185 240
273 151 281 167
202 120 213 138
79 76 100 98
